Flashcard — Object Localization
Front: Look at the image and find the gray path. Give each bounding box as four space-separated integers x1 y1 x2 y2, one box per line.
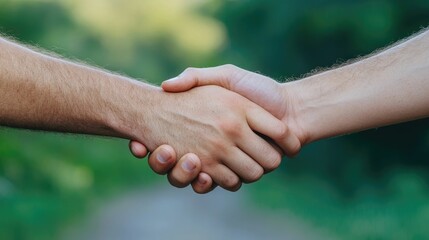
62 184 335 240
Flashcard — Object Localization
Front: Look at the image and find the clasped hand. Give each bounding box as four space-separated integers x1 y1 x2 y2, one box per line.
129 65 303 193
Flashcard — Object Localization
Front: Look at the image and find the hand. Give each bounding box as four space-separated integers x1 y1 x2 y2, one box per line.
162 64 304 155
129 85 287 192
130 65 304 193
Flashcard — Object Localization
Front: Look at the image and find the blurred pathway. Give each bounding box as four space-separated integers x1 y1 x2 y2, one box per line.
62 184 334 240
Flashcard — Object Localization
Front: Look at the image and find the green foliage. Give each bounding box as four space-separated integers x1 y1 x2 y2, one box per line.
249 169 429 239
0 130 155 240
214 0 429 78
212 0 429 238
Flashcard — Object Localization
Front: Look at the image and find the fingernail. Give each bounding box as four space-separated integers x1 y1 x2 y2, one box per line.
156 149 170 164
198 176 207 185
164 77 179 83
181 158 196 172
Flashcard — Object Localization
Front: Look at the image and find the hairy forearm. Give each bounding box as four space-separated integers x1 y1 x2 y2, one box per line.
0 37 157 139
286 30 429 144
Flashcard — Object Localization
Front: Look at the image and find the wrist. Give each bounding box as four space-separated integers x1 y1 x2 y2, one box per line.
281 72 335 145
280 80 311 145
102 76 161 143
284 67 364 144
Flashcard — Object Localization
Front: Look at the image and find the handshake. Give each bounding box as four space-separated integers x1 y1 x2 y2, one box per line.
1 30 428 194
128 65 304 194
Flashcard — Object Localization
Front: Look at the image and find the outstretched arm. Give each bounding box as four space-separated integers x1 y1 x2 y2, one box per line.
163 29 429 144
151 29 429 192
0 36 287 193
0 37 145 138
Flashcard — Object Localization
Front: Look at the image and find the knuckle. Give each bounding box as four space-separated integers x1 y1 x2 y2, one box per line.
222 64 237 72
221 174 240 190
209 139 228 154
287 141 302 157
218 119 243 138
220 64 243 88
275 124 289 140
264 151 282 172
244 165 264 183
229 181 242 192
182 67 197 77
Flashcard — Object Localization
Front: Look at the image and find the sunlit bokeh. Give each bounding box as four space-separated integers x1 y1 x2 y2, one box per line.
63 0 226 55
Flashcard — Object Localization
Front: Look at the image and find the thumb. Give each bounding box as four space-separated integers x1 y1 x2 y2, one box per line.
162 76 196 92
161 65 236 92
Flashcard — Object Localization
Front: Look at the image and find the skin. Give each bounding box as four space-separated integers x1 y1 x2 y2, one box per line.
133 29 429 193
0 36 294 192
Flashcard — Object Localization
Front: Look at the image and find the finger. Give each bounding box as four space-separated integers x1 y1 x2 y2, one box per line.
163 66 283 119
129 140 148 158
236 129 282 174
162 65 240 92
192 172 216 194
222 147 264 183
258 133 284 155
205 165 242 192
261 136 285 173
167 153 201 188
147 145 177 175
246 106 301 157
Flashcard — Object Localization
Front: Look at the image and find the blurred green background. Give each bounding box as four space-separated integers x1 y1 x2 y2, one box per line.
1 0 429 239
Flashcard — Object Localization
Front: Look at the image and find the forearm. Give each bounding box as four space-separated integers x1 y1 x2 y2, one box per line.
286 30 429 144
0 37 157 139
